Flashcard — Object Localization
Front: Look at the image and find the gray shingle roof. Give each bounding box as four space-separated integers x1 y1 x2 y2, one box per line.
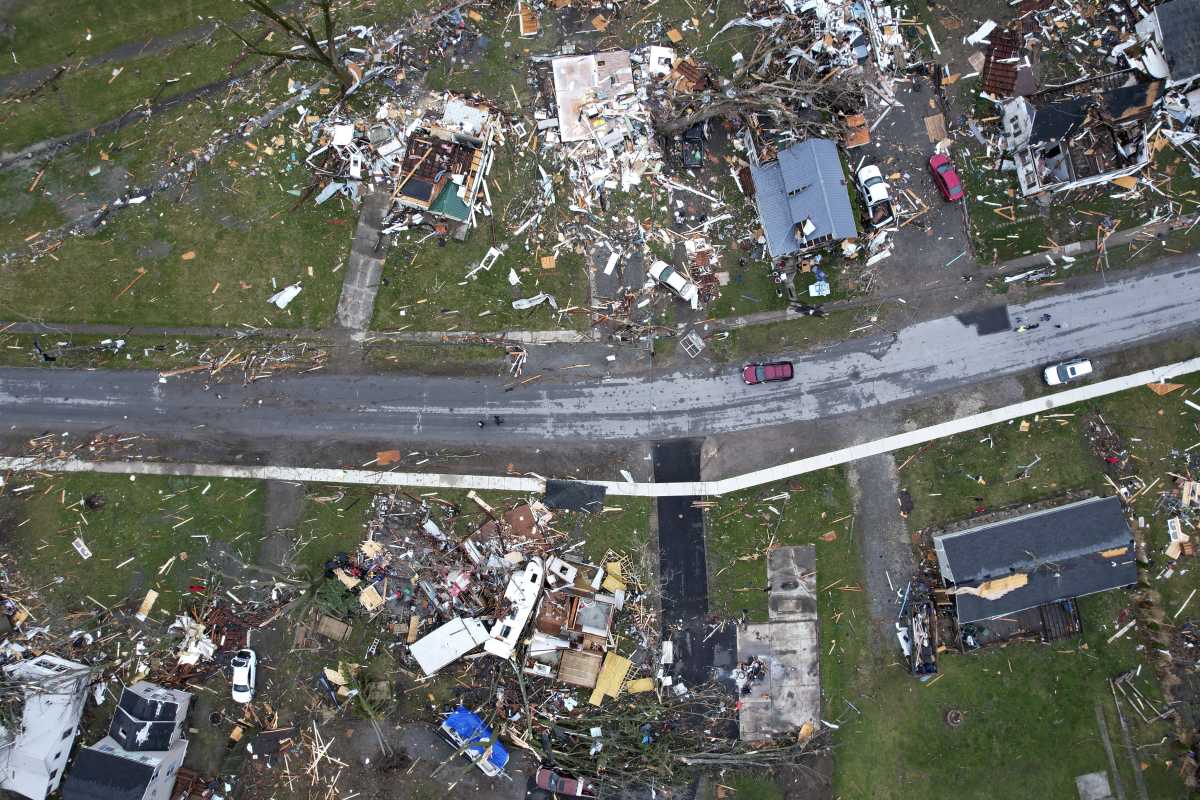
934 496 1135 624
61 749 153 800
1157 0 1200 83
750 139 857 258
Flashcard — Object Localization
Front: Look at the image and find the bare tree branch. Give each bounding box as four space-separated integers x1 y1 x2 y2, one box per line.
233 0 354 91
651 19 864 137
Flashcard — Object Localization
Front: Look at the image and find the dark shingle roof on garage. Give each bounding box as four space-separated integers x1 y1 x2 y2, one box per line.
934 496 1135 624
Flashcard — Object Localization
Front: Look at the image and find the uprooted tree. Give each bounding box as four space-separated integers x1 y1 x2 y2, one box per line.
226 0 355 91
651 20 866 137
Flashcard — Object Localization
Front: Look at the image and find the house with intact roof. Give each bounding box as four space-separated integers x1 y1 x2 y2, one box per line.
747 138 858 258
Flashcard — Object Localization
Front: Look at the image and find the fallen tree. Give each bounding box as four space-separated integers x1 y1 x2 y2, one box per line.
651 19 866 138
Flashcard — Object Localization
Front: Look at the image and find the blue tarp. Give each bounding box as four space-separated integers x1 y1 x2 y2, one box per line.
441 706 510 773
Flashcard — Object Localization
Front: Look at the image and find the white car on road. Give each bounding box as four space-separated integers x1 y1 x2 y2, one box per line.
1043 357 1093 386
231 649 257 704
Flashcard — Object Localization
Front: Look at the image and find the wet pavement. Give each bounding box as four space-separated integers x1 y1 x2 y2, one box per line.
653 439 736 684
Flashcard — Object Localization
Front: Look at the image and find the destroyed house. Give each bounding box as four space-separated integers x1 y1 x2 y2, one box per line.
1002 76 1162 196
523 562 622 689
394 99 494 227
0 655 90 800
749 138 857 257
933 496 1136 625
61 682 191 800
1132 0 1200 89
534 49 661 203
551 51 636 145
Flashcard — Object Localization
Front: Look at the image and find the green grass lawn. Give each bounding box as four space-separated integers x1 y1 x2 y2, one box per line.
0 144 354 327
1 32 246 153
0 24 357 331
371 147 590 332
960 125 1200 266
896 370 1200 620
1103 226 1200 272
0 329 328 369
820 442 1183 799
4 472 264 619
291 485 378 580
897 411 1104 532
0 0 236 78
843 376 1200 798
704 469 852 621
577 498 654 566
1092 377 1200 613
829 588 1158 799
365 341 510 375
705 308 881 362
0 169 64 253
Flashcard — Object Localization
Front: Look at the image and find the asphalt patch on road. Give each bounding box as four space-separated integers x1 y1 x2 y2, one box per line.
653 439 735 684
955 304 1011 335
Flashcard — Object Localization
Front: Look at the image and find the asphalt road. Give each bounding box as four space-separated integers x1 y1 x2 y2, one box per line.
2 264 1199 447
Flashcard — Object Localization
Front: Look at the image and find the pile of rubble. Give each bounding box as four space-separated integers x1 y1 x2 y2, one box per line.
305 90 501 239
325 489 666 699
970 0 1200 209
304 487 818 788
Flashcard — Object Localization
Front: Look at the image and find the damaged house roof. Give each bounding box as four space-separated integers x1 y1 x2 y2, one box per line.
108 682 188 752
1007 76 1161 195
980 28 1036 97
60 749 155 800
1153 0 1200 85
750 138 857 258
934 496 1135 624
552 50 635 143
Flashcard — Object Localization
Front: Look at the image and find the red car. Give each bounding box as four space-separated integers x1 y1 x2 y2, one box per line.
742 361 794 385
536 767 597 797
929 153 964 201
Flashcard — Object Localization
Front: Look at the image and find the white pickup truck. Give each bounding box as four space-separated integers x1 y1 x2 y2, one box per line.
856 164 896 229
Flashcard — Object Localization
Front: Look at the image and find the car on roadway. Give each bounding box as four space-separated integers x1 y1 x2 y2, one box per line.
230 649 257 704
742 361 794 385
1043 357 1093 386
647 260 699 307
535 767 597 797
929 153 964 201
